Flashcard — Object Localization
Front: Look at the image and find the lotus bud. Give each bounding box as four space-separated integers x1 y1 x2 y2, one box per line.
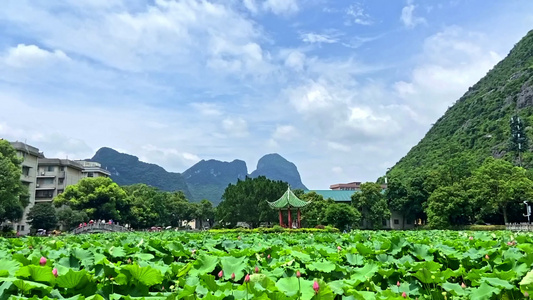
469 236 473 240
244 274 250 283
485 254 489 260
296 270 301 278
40 257 47 266
218 270 223 278
52 268 58 277
402 292 407 298
461 282 466 289
255 266 259 273
524 291 529 297
397 281 400 287
231 272 235 281
267 254 271 259
313 281 319 294
337 246 341 251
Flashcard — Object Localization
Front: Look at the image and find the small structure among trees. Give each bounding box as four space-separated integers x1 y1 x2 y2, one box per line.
267 187 309 228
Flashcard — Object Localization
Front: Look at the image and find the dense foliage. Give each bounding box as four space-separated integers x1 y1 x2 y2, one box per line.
1 231 532 299
216 176 286 228
27 203 58 231
52 179 209 231
0 140 28 223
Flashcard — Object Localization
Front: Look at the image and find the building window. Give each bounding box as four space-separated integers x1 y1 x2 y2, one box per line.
57 189 64 195
60 166 65 171
382 219 387 226
47 166 54 172
394 219 400 225
58 178 64 185
87 172 94 177
36 190 54 198
21 225 24 231
22 166 30 176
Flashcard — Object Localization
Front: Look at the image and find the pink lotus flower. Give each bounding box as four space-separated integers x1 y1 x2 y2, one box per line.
267 254 271 259
218 270 223 278
461 282 466 289
485 254 490 260
231 273 235 281
397 281 401 287
402 292 407 298
313 281 319 294
337 246 341 251
524 291 529 297
40 257 47 266
244 274 250 283
296 270 301 278
52 268 58 277
469 236 473 240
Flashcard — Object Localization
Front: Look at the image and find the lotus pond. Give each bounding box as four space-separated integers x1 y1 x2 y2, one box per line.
1 230 533 299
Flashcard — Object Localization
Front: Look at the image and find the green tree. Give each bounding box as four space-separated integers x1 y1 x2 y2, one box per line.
124 184 192 229
53 177 129 222
193 199 215 229
27 203 58 231
426 183 472 228
324 203 361 231
300 192 334 227
217 176 287 228
470 157 533 224
352 182 391 229
57 207 89 231
0 140 28 223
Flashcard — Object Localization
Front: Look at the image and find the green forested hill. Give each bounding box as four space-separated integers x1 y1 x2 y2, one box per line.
390 30 533 180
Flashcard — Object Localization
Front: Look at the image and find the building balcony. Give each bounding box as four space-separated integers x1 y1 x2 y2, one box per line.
35 185 55 190
37 171 56 178
57 171 65 178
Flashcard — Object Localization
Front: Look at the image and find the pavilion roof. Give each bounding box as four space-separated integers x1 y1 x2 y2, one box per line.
268 187 310 209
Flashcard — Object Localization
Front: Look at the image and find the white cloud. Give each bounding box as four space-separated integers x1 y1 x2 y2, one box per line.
2 44 70 68
190 102 223 116
394 26 502 122
140 144 200 170
327 142 351 152
243 0 259 14
400 0 426 28
272 125 297 141
262 0 298 15
346 3 373 26
222 117 249 137
284 50 306 71
300 33 338 44
332 166 343 174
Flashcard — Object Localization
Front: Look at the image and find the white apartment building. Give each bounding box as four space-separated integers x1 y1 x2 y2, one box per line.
75 160 111 178
10 142 43 234
35 159 85 203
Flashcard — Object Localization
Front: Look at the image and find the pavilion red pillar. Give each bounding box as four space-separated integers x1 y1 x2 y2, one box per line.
288 206 292 229
297 208 301 228
279 210 284 227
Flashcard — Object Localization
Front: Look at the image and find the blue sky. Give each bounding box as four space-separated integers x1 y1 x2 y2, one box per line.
1 0 532 189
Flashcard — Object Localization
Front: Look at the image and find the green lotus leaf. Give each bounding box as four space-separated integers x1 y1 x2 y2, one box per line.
121 264 163 286
307 260 336 273
441 282 467 296
190 254 218 276
56 269 89 289
0 260 21 276
346 253 364 266
469 282 500 300
220 256 248 281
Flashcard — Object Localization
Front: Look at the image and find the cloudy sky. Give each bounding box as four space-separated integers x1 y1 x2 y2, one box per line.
1 0 532 189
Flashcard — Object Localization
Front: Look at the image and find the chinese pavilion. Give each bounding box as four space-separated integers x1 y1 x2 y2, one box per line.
268 187 310 228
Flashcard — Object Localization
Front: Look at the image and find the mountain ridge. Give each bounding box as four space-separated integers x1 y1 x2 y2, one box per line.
90 148 307 205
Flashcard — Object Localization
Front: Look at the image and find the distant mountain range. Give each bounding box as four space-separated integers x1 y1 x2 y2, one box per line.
90 148 307 205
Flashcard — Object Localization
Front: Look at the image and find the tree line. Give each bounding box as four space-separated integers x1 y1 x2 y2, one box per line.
26 177 215 232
